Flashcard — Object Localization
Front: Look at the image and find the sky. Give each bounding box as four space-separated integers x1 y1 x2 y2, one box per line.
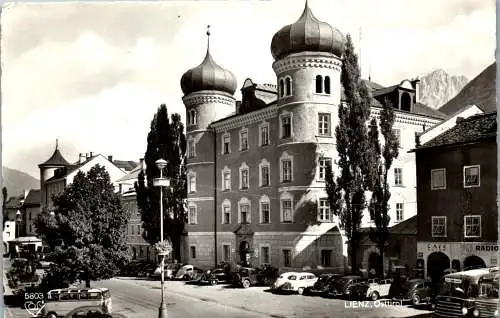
1 0 496 178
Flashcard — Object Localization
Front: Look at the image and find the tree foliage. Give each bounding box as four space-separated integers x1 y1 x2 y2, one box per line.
135 104 187 261
3 186 8 226
34 165 130 288
368 97 399 276
324 34 375 274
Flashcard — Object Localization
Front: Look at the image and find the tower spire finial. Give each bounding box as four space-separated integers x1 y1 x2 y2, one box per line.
206 25 211 52
55 138 58 150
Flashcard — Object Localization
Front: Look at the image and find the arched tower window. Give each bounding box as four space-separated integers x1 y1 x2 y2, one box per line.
401 92 412 112
279 79 285 98
187 111 191 126
285 77 292 96
189 110 197 125
316 75 323 93
324 76 331 95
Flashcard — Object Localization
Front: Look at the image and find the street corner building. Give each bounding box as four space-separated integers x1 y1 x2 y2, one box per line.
413 112 497 282
179 2 446 272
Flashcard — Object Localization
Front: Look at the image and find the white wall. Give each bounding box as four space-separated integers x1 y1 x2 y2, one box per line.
3 221 16 242
67 155 127 191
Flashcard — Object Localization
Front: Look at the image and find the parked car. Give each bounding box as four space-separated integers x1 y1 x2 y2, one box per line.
272 272 318 295
391 278 436 305
304 273 342 296
152 263 183 280
327 275 363 298
232 266 260 288
175 265 204 281
199 267 232 285
120 260 155 277
351 278 393 300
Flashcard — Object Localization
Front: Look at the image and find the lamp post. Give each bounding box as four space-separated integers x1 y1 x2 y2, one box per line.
16 210 21 238
154 158 169 318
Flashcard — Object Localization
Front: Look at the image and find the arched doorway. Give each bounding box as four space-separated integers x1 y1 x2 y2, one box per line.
463 255 486 271
239 241 250 266
368 252 380 275
427 252 450 283
451 259 461 272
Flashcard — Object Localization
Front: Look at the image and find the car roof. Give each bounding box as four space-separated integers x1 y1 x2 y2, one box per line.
282 272 299 275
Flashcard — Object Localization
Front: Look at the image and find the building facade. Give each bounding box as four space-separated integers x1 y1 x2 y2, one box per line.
116 160 157 263
180 2 445 271
414 112 497 282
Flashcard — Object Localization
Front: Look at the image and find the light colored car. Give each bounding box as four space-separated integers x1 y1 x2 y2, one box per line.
365 278 393 300
272 272 318 295
152 263 181 280
175 264 204 280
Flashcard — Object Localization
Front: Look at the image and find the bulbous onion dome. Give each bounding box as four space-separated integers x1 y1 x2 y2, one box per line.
270 1 345 61
180 31 237 96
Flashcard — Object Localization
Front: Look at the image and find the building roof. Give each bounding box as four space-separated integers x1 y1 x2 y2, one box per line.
389 215 417 235
23 189 40 206
113 160 139 172
39 148 71 167
5 195 24 209
116 164 142 183
414 112 496 150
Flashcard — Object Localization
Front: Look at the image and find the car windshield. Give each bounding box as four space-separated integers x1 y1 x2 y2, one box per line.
439 278 477 298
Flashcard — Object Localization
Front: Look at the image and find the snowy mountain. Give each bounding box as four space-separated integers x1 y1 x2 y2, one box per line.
418 69 469 109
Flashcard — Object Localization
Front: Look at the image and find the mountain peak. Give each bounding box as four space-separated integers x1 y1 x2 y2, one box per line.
418 69 469 109
2 166 40 196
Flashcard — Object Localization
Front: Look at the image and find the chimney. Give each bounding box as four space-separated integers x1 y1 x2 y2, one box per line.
85 153 89 159
108 155 113 162
79 153 85 163
456 117 465 124
411 77 420 104
139 158 145 172
415 132 421 147
90 151 93 157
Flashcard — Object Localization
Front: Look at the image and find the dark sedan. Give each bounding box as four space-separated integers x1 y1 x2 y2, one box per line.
391 278 436 305
199 268 232 285
304 274 342 296
327 275 363 298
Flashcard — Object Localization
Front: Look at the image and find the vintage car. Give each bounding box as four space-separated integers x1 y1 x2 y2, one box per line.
304 273 342 296
152 263 183 280
232 266 260 288
327 275 363 298
351 278 393 300
272 272 318 295
391 278 436 305
199 267 232 285
175 265 204 281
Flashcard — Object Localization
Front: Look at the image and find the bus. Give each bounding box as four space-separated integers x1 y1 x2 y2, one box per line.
434 267 499 318
473 271 499 317
42 287 112 318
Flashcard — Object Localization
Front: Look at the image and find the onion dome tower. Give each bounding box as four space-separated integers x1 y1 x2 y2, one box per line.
269 0 345 141
38 139 71 211
181 26 237 134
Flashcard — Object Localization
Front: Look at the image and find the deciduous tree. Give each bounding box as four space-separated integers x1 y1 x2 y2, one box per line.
135 104 187 261
34 165 130 288
368 98 399 276
325 34 375 274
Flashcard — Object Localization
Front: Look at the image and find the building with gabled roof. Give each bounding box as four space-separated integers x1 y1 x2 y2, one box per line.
179 1 448 271
412 112 497 282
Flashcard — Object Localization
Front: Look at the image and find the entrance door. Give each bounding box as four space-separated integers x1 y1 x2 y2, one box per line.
463 255 486 271
239 241 250 266
368 252 380 275
427 252 450 283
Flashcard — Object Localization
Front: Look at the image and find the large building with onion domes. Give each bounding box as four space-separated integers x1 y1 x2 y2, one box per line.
180 1 446 273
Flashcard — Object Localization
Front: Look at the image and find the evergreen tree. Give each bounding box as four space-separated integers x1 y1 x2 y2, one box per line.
368 98 399 277
324 34 375 274
135 104 187 261
34 165 130 288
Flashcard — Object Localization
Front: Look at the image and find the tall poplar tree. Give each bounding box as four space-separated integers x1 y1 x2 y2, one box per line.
368 98 399 276
135 104 187 261
325 34 375 273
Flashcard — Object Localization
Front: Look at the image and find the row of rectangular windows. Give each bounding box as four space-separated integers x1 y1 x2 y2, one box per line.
430 165 481 190
188 245 334 268
187 114 402 158
186 159 405 194
431 215 484 238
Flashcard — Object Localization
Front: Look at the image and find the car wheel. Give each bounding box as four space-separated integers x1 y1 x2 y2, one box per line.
371 292 379 301
412 295 421 306
45 312 57 318
210 279 218 286
242 279 251 289
298 287 305 295
183 275 190 281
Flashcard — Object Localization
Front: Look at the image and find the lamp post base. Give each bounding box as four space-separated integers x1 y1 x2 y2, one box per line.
158 302 168 318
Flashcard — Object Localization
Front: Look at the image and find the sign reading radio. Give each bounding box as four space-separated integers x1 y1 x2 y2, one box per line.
476 245 499 252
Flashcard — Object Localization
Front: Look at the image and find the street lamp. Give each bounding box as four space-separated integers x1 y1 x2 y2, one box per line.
153 158 169 318
15 210 22 238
